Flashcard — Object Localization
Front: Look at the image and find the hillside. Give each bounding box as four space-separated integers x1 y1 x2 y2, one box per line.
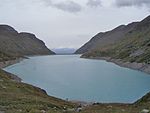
0 25 55 58
75 22 138 54
75 16 150 65
0 69 77 113
79 91 150 113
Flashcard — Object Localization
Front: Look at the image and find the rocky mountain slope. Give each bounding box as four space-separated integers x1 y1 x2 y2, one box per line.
75 15 150 65
75 22 138 54
0 25 55 59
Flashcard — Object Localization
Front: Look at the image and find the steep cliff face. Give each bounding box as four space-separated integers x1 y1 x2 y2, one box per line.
0 25 55 58
75 15 150 64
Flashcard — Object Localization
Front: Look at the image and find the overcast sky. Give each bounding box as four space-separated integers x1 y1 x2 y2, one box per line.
0 0 150 49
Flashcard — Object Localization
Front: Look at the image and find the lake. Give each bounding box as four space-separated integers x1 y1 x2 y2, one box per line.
4 55 150 103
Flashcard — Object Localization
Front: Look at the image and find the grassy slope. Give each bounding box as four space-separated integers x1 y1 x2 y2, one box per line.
69 93 150 113
78 92 150 113
0 52 18 62
80 92 150 113
80 102 150 113
82 17 150 64
0 69 76 113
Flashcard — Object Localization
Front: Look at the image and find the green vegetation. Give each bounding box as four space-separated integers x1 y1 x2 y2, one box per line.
81 16 150 64
0 51 17 62
0 69 76 113
79 102 150 113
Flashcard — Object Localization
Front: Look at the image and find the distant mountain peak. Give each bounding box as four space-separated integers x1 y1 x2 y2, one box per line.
52 48 76 54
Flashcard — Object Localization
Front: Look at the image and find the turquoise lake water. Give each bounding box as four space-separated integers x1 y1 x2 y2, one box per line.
4 55 150 103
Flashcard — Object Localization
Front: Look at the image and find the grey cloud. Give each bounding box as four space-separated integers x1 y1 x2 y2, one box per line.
0 0 82 13
115 0 150 7
42 0 82 13
87 0 101 7
53 1 82 13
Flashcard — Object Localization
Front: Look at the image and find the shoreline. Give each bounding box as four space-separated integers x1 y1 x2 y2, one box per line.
81 56 150 75
1 55 150 107
0 58 24 68
0 58 25 82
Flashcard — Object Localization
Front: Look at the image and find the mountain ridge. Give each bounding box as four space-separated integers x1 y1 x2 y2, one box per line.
75 15 150 74
75 21 139 54
0 25 55 60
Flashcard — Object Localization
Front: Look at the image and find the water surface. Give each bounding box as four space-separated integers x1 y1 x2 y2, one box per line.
4 55 150 103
